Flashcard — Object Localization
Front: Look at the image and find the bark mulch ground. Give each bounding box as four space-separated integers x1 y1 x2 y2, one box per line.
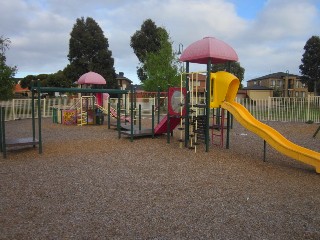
1 118 319 239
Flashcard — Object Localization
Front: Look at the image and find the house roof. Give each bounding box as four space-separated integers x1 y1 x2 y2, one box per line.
14 84 30 93
116 72 132 83
247 72 301 82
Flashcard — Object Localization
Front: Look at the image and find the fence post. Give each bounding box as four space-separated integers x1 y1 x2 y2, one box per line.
267 97 271 122
12 99 16 120
43 98 46 117
307 95 310 122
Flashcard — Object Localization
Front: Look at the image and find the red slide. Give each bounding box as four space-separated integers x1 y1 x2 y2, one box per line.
154 115 181 134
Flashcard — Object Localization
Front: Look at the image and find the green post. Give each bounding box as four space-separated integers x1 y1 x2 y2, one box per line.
167 84 170 144
0 107 4 153
205 59 211 152
139 104 142 131
117 102 121 139
130 85 134 142
1 107 6 158
226 111 231 149
107 102 111 129
36 80 42 153
157 86 160 124
134 87 137 125
31 81 35 141
263 140 267 162
124 93 127 125
152 105 155 139
184 61 190 148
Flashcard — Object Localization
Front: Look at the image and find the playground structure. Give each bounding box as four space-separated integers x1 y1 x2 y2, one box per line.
53 94 131 126
171 36 320 173
2 36 319 173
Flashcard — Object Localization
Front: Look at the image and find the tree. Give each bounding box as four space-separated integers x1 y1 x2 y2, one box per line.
299 36 320 95
142 32 180 91
0 36 17 101
66 17 117 89
47 71 73 88
20 74 49 90
211 62 245 88
130 19 168 82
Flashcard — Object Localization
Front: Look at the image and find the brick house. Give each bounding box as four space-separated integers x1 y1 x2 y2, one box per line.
116 72 132 90
247 72 308 98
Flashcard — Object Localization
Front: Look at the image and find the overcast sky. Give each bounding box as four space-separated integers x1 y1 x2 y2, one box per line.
1 0 320 85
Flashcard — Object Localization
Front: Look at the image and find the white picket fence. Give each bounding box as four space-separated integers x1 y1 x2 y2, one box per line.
1 96 319 123
236 96 320 123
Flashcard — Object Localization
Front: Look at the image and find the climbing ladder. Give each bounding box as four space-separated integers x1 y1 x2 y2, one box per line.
211 108 225 147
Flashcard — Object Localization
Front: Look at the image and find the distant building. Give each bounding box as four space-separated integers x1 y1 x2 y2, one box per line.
116 72 132 90
242 85 274 100
247 72 308 98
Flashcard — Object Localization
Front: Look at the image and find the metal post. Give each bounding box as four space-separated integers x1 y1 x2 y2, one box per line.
167 84 170 143
31 81 35 141
0 107 3 153
37 80 42 153
130 85 134 142
226 111 231 149
1 107 6 158
139 104 142 131
117 102 121 139
107 102 111 129
263 140 267 162
157 86 160 124
205 59 211 152
185 61 190 148
152 105 155 139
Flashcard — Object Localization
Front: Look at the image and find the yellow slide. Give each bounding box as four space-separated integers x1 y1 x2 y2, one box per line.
211 71 320 173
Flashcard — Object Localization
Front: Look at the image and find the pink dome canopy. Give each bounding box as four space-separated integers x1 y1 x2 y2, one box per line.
77 71 106 85
179 37 238 64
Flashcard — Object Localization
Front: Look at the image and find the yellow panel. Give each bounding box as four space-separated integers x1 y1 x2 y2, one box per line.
210 71 240 108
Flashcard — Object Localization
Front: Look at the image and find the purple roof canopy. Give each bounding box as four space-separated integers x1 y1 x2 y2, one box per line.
179 37 238 64
77 71 106 85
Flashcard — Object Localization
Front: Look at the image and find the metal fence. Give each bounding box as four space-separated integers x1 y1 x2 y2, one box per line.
1 96 319 123
236 96 320 123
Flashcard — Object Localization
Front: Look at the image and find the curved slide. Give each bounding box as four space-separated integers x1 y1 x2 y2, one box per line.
211 71 320 173
221 101 320 173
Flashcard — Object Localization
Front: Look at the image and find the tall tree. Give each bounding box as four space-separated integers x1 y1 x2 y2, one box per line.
0 36 17 101
65 17 117 88
142 31 180 91
20 74 49 90
130 19 168 82
211 62 245 88
299 36 320 95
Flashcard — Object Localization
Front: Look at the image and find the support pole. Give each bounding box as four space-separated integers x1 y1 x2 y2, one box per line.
130 85 134 142
139 104 142 131
0 107 4 154
263 140 267 162
117 101 121 139
107 102 111 129
226 111 231 149
31 81 35 142
205 59 211 152
157 86 160 124
185 61 190 148
37 80 42 153
1 107 6 158
152 105 155 139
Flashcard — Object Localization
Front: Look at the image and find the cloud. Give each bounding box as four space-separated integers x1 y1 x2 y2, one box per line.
2 0 319 85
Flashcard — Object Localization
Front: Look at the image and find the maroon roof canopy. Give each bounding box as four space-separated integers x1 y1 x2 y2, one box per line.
77 71 106 85
179 37 238 64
